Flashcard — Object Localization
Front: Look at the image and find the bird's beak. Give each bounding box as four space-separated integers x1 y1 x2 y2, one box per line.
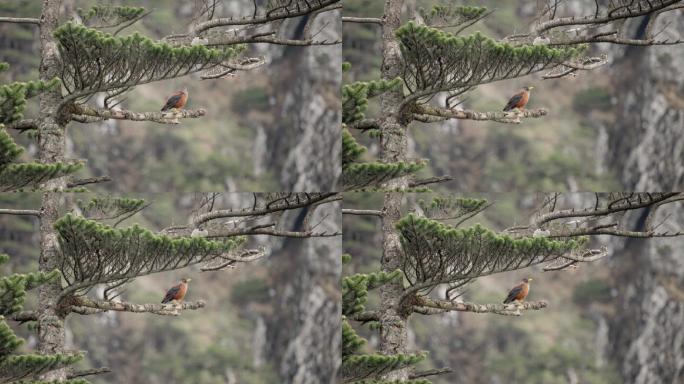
528 86 534 90
528 278 533 281
186 278 192 282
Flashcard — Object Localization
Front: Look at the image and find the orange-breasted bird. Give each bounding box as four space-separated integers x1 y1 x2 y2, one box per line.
503 86 533 112
503 277 532 304
161 88 188 112
161 278 191 304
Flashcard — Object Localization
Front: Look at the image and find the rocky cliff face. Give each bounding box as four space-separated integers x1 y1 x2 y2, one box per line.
266 11 342 191
605 9 684 384
265 203 341 384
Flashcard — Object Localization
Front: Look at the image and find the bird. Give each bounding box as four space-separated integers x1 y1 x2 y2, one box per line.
503 277 532 304
161 88 188 112
161 278 191 304
503 86 534 112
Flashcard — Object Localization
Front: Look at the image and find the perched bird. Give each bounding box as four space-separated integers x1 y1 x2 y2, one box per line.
503 277 532 304
161 278 191 304
503 86 534 112
161 88 188 112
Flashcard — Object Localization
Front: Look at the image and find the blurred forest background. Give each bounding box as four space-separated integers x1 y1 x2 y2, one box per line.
0 193 340 383
344 192 684 384
0 0 341 192
344 0 684 191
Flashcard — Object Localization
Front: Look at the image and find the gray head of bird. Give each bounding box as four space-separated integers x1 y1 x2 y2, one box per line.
181 278 192 283
522 277 533 283
181 87 188 94
523 86 534 92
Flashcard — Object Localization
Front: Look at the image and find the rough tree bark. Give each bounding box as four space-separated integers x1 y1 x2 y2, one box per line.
266 203 341 383
376 0 412 381
36 0 69 381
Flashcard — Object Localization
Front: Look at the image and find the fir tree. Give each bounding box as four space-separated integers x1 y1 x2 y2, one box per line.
0 193 339 380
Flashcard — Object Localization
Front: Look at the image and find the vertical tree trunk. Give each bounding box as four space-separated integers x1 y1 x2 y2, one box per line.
36 0 68 381
377 0 411 381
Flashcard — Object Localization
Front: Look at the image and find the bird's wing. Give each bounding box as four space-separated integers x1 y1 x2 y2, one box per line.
503 284 523 303
161 94 182 111
503 93 523 111
162 284 181 303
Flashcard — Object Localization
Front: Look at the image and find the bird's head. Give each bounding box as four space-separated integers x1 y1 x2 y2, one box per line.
181 87 188 94
523 86 534 92
523 277 533 283
181 278 192 283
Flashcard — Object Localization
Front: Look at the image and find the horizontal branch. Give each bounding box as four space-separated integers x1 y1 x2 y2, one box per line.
535 0 680 34
70 104 206 124
350 311 381 322
5 119 38 131
70 296 206 316
0 16 40 25
10 311 38 322
535 193 680 226
191 1 339 33
409 175 453 188
341 16 383 25
66 176 112 188
341 209 383 217
0 208 41 217
409 368 453 380
413 104 548 124
67 367 112 379
413 296 548 316
191 193 337 226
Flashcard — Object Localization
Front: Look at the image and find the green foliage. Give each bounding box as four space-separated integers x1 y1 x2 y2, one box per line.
396 214 585 288
0 253 84 382
396 22 581 96
1 70 60 125
54 214 245 290
341 256 427 383
572 279 612 306
55 23 244 96
417 195 488 221
341 127 425 191
343 78 402 124
572 87 612 113
77 5 146 28
0 128 83 192
418 4 488 29
343 269 402 317
76 196 146 221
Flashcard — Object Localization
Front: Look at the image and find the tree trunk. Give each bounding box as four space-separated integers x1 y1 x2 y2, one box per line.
377 0 412 381
36 1 68 381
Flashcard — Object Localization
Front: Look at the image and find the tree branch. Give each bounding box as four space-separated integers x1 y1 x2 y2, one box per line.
0 17 40 25
66 176 112 188
342 16 383 25
409 175 453 188
67 367 111 379
70 104 207 125
70 296 206 316
413 296 548 316
409 368 453 380
0 209 41 217
413 104 548 124
341 209 384 217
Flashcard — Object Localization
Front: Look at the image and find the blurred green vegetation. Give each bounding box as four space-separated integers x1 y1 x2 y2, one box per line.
573 87 613 113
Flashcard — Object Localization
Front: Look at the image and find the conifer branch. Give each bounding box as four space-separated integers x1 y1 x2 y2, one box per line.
341 209 384 217
191 0 339 33
70 104 206 124
67 367 111 379
66 176 111 188
70 296 206 316
413 296 548 316
413 104 548 124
